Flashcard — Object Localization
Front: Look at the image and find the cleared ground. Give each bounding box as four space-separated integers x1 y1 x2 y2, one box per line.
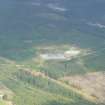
60 72 105 104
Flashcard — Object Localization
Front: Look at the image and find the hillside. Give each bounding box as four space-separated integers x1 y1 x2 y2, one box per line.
0 0 105 105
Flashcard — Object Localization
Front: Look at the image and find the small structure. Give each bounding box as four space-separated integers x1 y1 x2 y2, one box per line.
64 50 80 60
0 94 4 100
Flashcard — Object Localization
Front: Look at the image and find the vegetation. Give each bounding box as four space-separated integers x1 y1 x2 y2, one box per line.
0 0 105 105
0 100 7 105
0 58 97 105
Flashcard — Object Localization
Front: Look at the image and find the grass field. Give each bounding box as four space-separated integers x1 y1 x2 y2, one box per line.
0 56 98 105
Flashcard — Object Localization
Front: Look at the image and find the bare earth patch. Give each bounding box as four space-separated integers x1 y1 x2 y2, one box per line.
0 83 14 100
60 72 105 104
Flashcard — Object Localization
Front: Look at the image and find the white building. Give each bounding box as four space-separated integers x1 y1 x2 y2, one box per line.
0 94 4 100
64 50 80 59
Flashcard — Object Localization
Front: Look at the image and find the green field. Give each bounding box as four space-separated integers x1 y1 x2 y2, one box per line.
0 57 97 105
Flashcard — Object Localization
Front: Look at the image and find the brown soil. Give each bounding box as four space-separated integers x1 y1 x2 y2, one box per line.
60 72 105 103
